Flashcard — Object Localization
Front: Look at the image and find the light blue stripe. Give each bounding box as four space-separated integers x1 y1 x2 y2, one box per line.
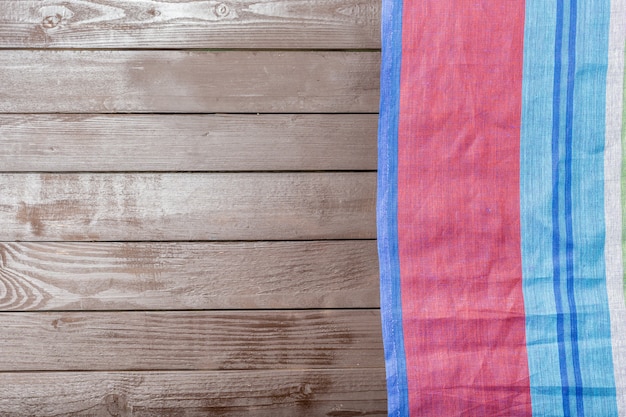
551 1 572 413
377 0 408 415
570 0 618 415
521 1 568 415
522 0 619 415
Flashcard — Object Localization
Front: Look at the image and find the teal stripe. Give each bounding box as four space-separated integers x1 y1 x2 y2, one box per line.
521 0 618 415
570 0 618 415
521 1 563 414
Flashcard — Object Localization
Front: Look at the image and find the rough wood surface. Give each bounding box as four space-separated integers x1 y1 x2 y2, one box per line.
0 0 380 49
0 51 380 113
0 240 379 311
0 369 387 416
0 172 376 241
0 0 386 410
0 114 377 172
0 310 383 371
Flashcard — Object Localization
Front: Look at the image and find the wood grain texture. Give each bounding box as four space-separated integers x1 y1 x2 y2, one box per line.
0 310 383 371
0 240 379 311
0 172 376 241
0 369 387 416
0 51 380 113
0 0 380 49
0 114 377 171
0 0 385 410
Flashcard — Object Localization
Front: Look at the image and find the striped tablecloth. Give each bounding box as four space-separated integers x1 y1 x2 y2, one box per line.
377 0 626 415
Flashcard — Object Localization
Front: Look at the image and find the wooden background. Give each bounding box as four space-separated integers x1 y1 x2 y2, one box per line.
0 0 384 415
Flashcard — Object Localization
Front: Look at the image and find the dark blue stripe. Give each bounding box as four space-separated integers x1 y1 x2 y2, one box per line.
551 0 571 415
563 0 584 414
520 0 567 413
377 0 408 415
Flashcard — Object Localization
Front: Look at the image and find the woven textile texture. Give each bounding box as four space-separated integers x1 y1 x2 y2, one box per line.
377 0 626 415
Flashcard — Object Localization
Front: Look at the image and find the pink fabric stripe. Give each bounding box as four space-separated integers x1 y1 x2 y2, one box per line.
397 1 532 415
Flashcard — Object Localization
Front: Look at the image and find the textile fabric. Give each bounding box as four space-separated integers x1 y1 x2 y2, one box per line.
377 0 626 415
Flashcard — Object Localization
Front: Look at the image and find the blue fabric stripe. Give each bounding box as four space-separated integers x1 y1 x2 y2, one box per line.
563 1 585 415
523 0 618 415
570 0 618 415
551 2 572 414
521 0 564 414
377 0 407 415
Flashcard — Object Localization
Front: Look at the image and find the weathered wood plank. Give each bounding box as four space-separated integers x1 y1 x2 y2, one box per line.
0 310 383 371
0 369 387 416
0 114 377 171
0 240 379 311
0 51 379 113
0 0 380 49
0 172 376 241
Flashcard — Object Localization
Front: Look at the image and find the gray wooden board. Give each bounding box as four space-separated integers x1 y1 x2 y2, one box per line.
0 0 386 410
0 369 387 416
0 240 379 310
0 0 380 49
0 172 376 241
0 51 380 113
0 309 384 371
0 114 377 171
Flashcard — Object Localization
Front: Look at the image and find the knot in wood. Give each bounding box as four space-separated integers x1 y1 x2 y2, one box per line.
42 13 62 29
215 3 230 18
104 393 129 416
300 382 313 396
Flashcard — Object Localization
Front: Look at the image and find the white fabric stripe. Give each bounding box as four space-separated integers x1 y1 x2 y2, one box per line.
605 0 626 414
